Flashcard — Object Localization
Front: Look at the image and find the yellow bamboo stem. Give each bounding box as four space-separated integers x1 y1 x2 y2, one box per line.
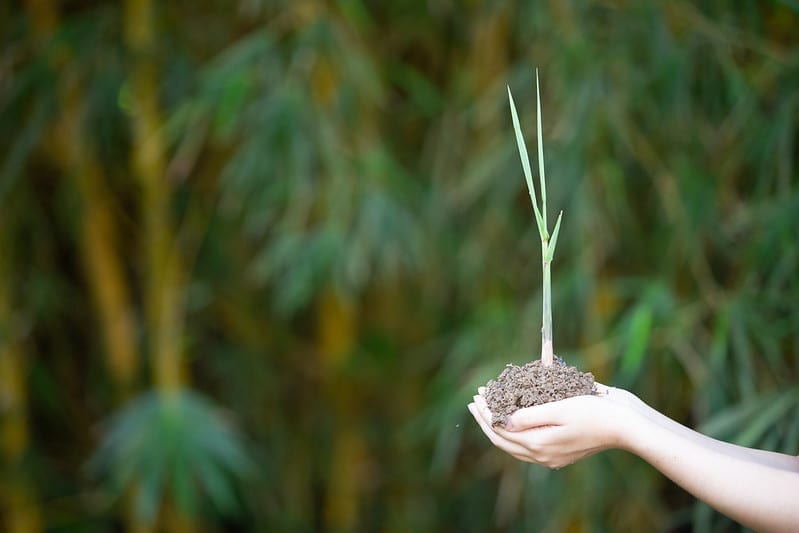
318 287 365 531
25 1 148 530
63 88 140 391
0 234 41 533
122 1 193 529
28 0 139 393
124 0 186 393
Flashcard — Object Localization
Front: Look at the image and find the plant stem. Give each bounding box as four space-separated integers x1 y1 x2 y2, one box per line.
536 69 554 366
542 252 554 366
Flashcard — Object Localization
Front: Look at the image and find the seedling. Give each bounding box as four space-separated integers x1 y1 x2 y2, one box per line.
508 70 562 366
482 75 594 422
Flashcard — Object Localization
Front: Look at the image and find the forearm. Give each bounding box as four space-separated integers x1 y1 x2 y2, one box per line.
623 391 799 471
620 412 799 532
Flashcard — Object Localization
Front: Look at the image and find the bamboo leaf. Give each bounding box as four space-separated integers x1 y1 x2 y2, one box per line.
620 304 653 381
699 388 799 450
699 392 777 438
508 86 546 240
734 388 799 448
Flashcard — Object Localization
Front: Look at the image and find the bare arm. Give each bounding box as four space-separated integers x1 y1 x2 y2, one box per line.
468 385 799 532
608 386 799 471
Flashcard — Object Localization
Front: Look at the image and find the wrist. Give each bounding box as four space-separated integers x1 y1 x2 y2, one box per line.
607 386 646 410
609 404 651 453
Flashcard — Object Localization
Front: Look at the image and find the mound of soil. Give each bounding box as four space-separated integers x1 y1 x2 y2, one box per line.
484 359 597 427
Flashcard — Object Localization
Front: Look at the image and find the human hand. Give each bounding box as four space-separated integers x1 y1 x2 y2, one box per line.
468 384 640 469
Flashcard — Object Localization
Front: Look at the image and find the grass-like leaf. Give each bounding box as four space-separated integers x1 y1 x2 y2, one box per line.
507 86 546 240
545 210 563 262
535 69 547 232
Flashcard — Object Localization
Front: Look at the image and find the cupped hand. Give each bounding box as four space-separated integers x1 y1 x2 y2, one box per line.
467 384 640 469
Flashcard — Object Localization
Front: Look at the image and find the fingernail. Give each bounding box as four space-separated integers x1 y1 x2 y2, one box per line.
504 417 514 430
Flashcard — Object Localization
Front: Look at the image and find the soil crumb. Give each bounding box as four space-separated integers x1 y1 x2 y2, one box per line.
484 359 596 427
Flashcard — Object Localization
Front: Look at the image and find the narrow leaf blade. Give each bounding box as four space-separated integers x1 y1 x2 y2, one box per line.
508 86 546 239
545 210 563 261
620 304 653 382
535 69 547 231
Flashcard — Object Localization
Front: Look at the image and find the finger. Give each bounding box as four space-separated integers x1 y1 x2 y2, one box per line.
490 435 531 459
469 403 504 444
469 400 543 457
468 402 490 426
470 397 493 426
493 423 560 448
468 404 529 457
479 419 563 466
510 452 533 463
468 403 564 464
473 393 490 413
477 386 486 396
506 402 564 431
473 395 494 423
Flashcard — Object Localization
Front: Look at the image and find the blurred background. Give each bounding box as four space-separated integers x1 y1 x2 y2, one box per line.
1 0 798 531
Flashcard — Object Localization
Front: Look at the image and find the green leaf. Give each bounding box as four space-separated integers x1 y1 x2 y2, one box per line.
735 388 799 448
699 392 776 438
136 434 167 524
545 210 563 261
620 304 653 381
195 454 238 513
508 86 546 240
535 69 547 231
88 389 252 521
699 388 799 452
172 442 197 515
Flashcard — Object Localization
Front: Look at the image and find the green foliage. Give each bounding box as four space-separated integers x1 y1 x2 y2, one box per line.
508 85 546 239
89 390 252 523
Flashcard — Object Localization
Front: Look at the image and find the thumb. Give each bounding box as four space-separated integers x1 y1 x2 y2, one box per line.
506 402 563 431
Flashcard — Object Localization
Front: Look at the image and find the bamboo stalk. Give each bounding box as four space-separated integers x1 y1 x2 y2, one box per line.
27 0 139 395
63 88 140 391
318 287 364 531
26 1 148 530
0 245 41 533
124 0 186 393
123 1 191 530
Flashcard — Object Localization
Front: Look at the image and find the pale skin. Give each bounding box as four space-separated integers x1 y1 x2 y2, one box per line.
468 383 799 533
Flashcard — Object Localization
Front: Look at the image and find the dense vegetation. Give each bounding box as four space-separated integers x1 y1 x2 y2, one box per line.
2 1 798 531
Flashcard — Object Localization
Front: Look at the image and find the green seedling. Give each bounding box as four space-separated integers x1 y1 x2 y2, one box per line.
508 70 562 367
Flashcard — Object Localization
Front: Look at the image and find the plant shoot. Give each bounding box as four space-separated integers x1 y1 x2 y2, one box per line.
508 70 562 366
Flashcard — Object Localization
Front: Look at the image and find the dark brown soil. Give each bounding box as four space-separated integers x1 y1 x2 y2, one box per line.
484 359 597 427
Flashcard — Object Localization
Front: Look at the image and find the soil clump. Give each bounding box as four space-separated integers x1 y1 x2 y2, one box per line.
484 359 596 427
